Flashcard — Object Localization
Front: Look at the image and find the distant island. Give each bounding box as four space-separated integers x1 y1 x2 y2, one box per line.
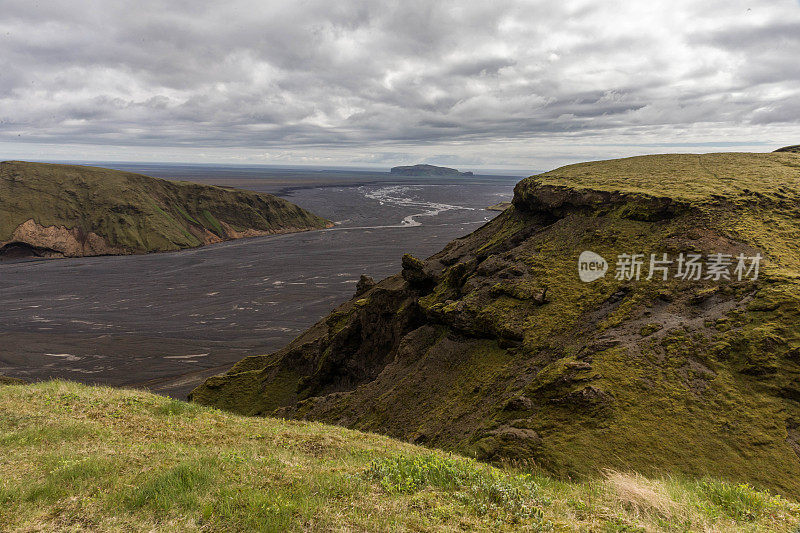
389 164 473 176
0 161 332 259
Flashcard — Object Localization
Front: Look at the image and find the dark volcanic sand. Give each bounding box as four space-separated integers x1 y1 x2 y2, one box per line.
0 169 519 398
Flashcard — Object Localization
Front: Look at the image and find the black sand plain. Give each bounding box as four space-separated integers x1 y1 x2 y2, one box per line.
0 166 519 397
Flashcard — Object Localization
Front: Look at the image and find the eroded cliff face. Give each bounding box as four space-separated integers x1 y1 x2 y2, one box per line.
0 219 315 259
0 161 331 258
191 153 800 497
0 219 127 258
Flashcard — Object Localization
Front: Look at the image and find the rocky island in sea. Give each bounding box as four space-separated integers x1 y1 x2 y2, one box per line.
389 163 474 176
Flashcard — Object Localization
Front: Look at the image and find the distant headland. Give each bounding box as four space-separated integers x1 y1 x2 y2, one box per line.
0 161 332 259
774 144 800 153
389 164 473 177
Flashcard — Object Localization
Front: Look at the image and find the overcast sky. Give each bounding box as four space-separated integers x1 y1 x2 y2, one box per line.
1 0 799 172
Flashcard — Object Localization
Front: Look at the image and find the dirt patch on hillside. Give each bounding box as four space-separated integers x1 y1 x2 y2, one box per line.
1 219 126 258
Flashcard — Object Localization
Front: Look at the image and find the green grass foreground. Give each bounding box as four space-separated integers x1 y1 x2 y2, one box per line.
0 381 798 532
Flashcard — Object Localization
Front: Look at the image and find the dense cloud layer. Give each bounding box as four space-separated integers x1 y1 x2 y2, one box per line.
1 0 799 170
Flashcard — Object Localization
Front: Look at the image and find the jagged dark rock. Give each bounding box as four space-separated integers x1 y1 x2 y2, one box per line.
355 274 376 296
401 253 438 289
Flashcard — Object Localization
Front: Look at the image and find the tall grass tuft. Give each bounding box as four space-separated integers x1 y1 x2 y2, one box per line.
366 454 546 524
122 461 214 514
697 479 785 522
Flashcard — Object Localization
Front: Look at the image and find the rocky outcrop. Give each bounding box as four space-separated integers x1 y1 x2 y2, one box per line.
0 219 127 258
486 202 512 211
512 179 689 221
192 151 800 498
355 275 376 296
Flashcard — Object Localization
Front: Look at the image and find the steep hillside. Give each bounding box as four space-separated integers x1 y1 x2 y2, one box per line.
774 145 800 153
0 161 331 258
192 152 800 498
1 381 798 531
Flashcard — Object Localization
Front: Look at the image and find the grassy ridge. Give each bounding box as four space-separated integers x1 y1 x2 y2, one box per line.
1 381 798 532
524 152 800 202
0 161 330 256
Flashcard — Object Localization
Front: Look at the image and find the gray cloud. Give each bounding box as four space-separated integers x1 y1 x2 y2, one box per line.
1 0 800 169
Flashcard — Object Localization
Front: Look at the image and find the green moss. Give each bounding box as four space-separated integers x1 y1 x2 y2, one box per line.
189 367 300 416
527 356 598 394
640 323 663 336
528 152 800 204
325 308 356 336
149 200 199 244
201 209 224 235
475 207 527 254
173 204 200 225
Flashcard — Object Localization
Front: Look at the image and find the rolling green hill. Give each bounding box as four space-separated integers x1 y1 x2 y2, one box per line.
0 161 331 258
1 380 797 531
192 151 800 498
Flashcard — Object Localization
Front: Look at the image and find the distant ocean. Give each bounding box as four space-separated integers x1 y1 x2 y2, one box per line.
0 164 522 397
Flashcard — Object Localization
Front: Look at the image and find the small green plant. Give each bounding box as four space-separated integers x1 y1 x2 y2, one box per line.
639 323 663 336
153 399 202 417
366 454 546 523
697 480 780 521
25 456 114 503
122 461 214 513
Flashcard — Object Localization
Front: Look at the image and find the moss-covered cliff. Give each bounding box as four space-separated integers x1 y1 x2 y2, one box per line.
0 161 331 258
191 152 800 498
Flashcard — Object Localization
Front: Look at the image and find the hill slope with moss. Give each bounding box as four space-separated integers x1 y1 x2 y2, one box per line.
774 145 800 154
1 380 798 531
0 161 331 258
191 152 800 498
